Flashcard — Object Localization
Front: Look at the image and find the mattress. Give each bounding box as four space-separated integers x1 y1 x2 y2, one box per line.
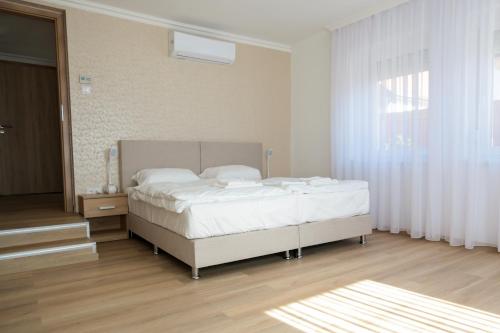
129 194 301 239
129 185 370 239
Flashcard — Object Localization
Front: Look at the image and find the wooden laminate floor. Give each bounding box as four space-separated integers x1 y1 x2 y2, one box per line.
1 231 500 333
0 193 79 229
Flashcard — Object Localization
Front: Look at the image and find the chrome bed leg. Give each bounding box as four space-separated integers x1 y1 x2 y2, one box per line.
153 245 158 255
192 267 200 280
284 250 291 260
360 235 367 245
297 248 303 259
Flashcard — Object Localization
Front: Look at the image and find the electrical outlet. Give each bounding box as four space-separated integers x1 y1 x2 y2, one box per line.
81 84 92 95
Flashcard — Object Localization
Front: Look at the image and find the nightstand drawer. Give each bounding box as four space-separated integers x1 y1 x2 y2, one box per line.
79 196 128 218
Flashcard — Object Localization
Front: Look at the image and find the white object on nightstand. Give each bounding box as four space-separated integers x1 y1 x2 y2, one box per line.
105 145 119 194
105 184 118 194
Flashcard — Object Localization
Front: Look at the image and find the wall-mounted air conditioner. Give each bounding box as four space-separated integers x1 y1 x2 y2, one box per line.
169 31 236 65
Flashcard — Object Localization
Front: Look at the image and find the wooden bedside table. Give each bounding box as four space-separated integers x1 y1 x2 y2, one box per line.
78 193 128 242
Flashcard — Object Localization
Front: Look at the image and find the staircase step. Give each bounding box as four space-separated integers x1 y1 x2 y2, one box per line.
0 239 98 275
0 221 90 249
0 214 85 230
0 238 95 256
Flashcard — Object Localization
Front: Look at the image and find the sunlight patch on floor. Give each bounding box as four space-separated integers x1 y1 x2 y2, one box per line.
266 280 500 333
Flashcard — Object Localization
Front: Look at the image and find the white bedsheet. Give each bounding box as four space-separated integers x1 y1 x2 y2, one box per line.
129 179 289 213
129 194 301 239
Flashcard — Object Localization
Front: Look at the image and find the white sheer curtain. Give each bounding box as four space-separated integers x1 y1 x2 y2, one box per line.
332 0 500 250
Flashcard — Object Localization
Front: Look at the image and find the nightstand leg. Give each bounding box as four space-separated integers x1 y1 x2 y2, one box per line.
192 267 199 280
153 245 158 255
297 248 303 259
360 235 367 245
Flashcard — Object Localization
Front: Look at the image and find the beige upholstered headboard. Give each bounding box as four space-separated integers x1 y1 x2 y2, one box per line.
119 140 263 189
200 142 263 173
119 140 201 189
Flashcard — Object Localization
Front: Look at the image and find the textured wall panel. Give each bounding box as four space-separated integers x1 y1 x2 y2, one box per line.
62 8 291 194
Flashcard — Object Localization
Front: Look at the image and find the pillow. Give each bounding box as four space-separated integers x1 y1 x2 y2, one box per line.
200 165 262 181
132 168 199 185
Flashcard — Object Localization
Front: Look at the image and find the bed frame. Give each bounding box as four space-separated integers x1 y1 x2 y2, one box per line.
119 140 372 279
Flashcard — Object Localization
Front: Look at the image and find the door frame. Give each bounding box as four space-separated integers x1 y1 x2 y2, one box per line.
0 0 75 212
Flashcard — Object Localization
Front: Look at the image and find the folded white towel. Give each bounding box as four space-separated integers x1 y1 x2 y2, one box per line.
280 181 306 186
302 177 339 186
263 178 306 186
214 180 263 189
282 180 367 194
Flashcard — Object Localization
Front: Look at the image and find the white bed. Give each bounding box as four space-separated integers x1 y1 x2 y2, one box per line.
128 179 369 239
120 140 372 279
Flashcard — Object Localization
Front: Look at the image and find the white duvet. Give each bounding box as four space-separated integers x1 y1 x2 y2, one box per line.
262 178 370 222
128 177 370 239
130 195 301 239
129 179 290 213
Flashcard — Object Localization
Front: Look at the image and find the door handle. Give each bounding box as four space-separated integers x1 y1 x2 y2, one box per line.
0 124 12 134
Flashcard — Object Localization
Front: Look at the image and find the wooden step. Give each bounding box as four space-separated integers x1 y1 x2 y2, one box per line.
0 214 84 230
0 239 98 275
0 221 90 248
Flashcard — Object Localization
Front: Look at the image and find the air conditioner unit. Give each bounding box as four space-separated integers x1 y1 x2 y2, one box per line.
169 31 236 65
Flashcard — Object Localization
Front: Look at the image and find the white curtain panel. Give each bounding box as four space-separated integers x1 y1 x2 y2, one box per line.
332 0 500 250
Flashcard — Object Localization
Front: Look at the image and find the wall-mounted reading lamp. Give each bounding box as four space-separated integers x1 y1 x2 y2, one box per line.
265 148 273 178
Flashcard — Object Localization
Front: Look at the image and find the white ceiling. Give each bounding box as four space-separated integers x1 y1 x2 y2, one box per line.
72 0 407 47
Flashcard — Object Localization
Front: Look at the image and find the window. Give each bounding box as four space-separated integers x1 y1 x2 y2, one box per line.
378 70 429 150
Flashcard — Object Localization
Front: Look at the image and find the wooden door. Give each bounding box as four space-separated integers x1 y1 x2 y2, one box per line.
0 60 63 195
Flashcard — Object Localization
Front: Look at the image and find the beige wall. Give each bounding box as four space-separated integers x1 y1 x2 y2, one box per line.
291 30 331 177
49 7 291 194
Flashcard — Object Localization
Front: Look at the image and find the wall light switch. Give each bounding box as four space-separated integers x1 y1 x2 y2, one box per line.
79 74 92 95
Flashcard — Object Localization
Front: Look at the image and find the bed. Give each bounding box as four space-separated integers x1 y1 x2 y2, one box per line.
119 140 372 279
